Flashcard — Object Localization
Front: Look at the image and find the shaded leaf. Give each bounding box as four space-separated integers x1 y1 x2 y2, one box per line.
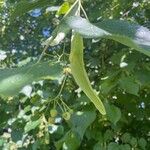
0 61 63 97
70 108 96 139
121 133 131 143
108 142 120 150
104 129 114 141
94 141 105 150
65 16 108 38
119 77 140 96
55 131 80 150
119 144 131 150
11 0 52 21
96 19 150 56
100 71 120 95
105 103 121 125
32 140 40 150
0 138 4 147
130 137 137 147
135 69 150 87
138 138 147 150
85 128 103 142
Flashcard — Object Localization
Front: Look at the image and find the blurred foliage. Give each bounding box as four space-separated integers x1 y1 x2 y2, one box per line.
0 0 150 149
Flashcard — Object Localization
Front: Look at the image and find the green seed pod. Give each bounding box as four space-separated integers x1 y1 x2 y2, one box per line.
69 33 106 115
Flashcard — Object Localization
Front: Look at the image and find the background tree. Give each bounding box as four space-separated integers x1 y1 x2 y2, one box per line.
0 0 150 149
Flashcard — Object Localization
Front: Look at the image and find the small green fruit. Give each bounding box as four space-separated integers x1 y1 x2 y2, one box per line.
48 117 55 124
50 109 58 117
62 112 71 120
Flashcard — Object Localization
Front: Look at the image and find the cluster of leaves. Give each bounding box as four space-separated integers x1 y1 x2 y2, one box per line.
0 0 150 149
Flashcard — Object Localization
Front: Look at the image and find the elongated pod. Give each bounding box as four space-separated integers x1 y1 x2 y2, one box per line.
70 33 106 115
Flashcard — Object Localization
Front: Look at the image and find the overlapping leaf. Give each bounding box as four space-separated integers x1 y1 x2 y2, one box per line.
105 103 121 125
0 61 63 97
10 0 52 21
43 0 79 46
0 0 4 7
70 109 96 139
64 16 150 56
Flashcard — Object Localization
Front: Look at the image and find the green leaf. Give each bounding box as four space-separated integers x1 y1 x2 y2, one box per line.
11 130 23 142
32 140 40 150
43 0 79 46
119 77 140 96
10 0 52 21
64 16 150 56
65 16 108 38
85 128 103 142
138 138 147 150
56 2 70 16
0 138 4 147
130 137 137 147
104 129 114 142
96 19 150 56
121 133 131 143
119 144 131 150
0 61 63 97
100 71 120 95
108 142 120 150
55 131 80 150
135 69 150 87
0 0 4 8
105 103 121 125
94 141 105 150
70 108 96 139
24 119 41 133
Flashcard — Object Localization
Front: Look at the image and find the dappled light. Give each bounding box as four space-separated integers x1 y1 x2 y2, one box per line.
0 0 149 149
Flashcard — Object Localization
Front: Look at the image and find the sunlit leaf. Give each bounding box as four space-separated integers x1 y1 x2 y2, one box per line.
43 0 79 46
96 19 150 57
24 119 41 133
135 69 150 87
56 2 70 16
65 16 108 38
100 71 121 95
104 130 114 141
65 16 150 56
